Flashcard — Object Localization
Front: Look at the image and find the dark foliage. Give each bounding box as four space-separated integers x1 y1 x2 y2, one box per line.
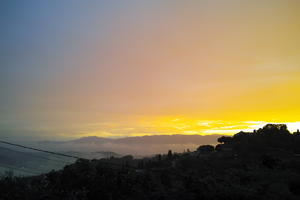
1 124 300 200
196 145 214 153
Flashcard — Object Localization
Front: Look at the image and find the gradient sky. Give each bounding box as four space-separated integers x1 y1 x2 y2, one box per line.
1 0 300 140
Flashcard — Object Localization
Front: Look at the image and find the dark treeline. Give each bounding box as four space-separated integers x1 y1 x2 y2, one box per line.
1 124 300 200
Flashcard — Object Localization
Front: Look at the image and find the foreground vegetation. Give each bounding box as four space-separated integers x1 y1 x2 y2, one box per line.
1 124 300 200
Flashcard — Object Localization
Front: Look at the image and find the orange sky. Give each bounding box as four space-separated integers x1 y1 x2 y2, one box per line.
1 0 300 140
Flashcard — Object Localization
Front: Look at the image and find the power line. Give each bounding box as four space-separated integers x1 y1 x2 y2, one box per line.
0 144 74 165
0 139 137 170
0 140 84 160
24 153 74 165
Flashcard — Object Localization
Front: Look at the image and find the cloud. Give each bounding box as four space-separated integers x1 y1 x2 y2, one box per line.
74 118 300 138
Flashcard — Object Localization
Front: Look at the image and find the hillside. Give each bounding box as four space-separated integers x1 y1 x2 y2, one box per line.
1 124 300 200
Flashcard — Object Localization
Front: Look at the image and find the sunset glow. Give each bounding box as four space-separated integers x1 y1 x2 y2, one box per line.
1 0 300 140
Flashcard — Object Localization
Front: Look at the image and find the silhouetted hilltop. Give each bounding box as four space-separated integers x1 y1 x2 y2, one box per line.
1 124 300 200
216 124 300 155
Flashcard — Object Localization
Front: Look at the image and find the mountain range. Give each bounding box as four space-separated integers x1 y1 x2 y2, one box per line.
38 134 222 156
0 134 223 176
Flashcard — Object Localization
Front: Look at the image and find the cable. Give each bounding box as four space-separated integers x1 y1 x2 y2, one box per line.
0 140 137 170
21 151 74 165
0 145 74 165
0 140 84 160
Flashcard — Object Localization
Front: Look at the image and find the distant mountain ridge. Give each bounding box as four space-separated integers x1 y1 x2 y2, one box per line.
71 134 222 144
38 134 223 156
40 134 222 145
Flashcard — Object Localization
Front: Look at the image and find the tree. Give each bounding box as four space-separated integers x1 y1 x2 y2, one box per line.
259 124 290 136
167 150 173 159
197 145 214 154
157 154 162 161
217 136 232 144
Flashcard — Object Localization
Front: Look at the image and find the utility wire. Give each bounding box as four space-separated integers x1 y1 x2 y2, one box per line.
0 139 137 170
25 153 74 165
0 140 84 160
0 144 74 165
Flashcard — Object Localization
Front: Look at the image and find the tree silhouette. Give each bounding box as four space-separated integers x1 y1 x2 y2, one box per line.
197 145 214 153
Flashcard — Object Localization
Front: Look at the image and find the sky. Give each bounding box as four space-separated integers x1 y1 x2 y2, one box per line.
1 0 300 140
